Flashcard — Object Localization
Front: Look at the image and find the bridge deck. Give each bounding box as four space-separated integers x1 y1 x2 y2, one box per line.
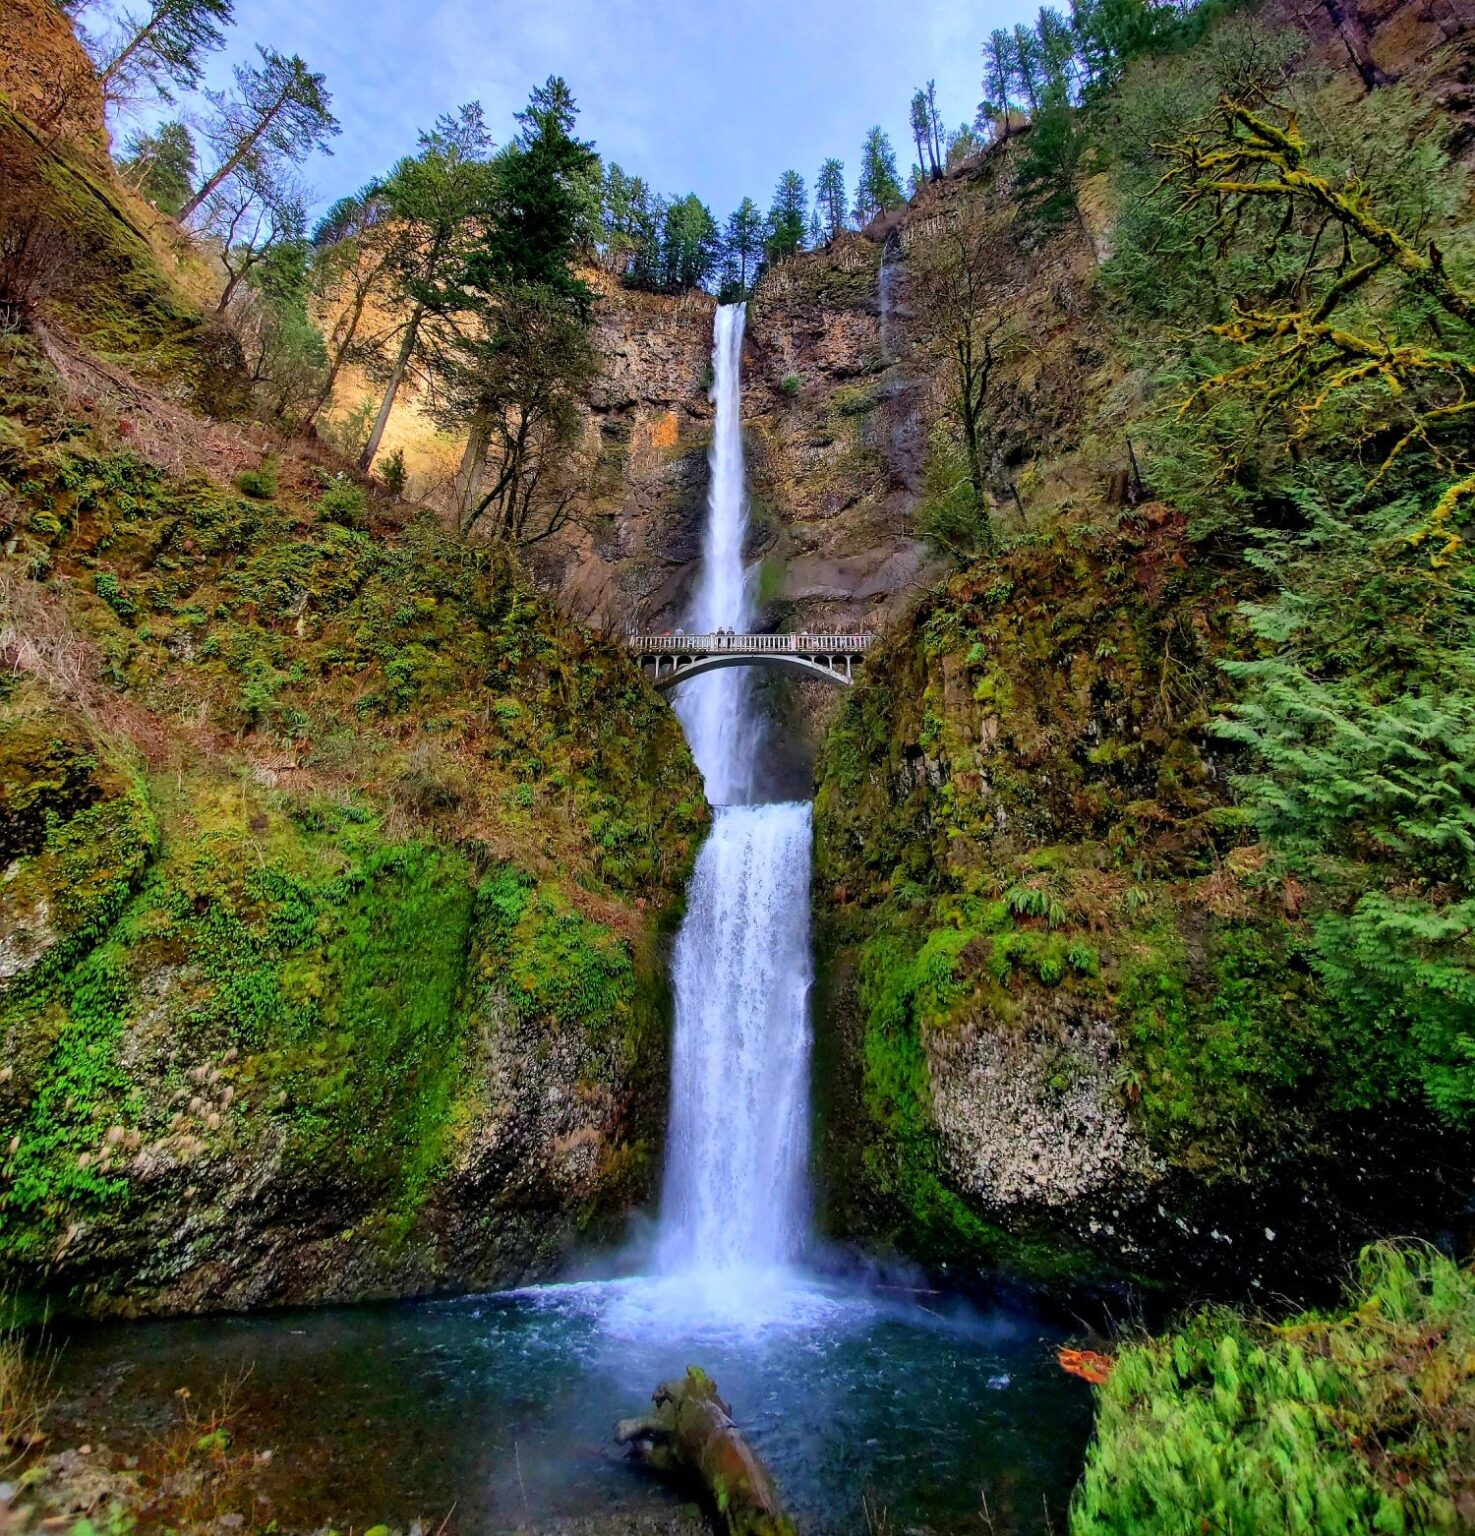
627 632 874 656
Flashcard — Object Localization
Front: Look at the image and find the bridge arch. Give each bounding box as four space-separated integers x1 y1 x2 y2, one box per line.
647 652 856 691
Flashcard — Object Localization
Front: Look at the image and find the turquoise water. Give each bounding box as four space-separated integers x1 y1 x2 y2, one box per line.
50 1271 1094 1534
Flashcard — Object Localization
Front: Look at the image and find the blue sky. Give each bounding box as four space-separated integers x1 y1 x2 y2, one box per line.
105 0 1039 220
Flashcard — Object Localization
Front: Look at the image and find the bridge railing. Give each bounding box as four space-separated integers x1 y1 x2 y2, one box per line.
626 632 875 655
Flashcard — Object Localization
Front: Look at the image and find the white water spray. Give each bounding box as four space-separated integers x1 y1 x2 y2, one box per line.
657 304 814 1288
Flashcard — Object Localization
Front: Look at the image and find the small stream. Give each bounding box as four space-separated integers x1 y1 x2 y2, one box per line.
48 1276 1093 1533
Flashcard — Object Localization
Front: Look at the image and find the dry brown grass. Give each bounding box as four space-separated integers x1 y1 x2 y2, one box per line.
0 1324 52 1481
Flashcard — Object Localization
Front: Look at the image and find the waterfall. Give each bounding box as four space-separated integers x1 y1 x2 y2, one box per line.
674 302 762 806
657 303 814 1282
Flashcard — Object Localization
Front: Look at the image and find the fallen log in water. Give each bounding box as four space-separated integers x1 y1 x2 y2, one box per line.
616 1367 798 1536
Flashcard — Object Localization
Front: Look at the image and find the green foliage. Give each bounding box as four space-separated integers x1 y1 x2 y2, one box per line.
475 866 634 1039
234 459 278 499
780 373 801 397
117 122 197 217
853 127 903 225
378 447 407 496
766 170 807 263
1073 1243 1475 1534
915 427 995 561
316 476 367 528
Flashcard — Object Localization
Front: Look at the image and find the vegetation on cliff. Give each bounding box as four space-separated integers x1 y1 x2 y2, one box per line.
813 0 1474 1292
0 45 704 1308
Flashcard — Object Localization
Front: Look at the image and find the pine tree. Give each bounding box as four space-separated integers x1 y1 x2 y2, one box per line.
355 102 496 471
180 47 339 222
853 128 903 225
816 157 847 240
118 120 196 215
766 170 807 261
97 0 234 105
724 197 765 290
1035 5 1078 97
470 75 598 308
980 28 1017 138
661 195 720 289
1012 22 1044 112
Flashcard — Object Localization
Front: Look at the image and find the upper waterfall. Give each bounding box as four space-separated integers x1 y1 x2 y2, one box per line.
674 302 762 807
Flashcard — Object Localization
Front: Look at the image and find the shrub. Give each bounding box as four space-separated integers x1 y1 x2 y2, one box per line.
317 477 368 529
780 373 801 396
1072 1243 1475 1535
234 459 278 500
379 448 408 497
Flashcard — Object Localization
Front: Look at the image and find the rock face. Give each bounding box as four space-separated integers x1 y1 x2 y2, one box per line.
812 506 1471 1300
534 243 946 642
0 0 108 153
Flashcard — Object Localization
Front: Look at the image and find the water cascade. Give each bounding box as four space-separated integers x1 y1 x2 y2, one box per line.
658 303 815 1285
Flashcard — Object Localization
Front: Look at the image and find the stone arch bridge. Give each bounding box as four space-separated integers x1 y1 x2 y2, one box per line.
627 632 875 690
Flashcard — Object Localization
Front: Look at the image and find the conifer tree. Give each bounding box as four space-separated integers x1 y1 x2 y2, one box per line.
980 28 1016 137
356 103 496 471
97 0 233 105
180 47 339 221
118 120 196 214
853 128 903 225
1012 22 1044 111
1035 5 1077 97
724 197 765 290
816 158 847 240
766 170 807 261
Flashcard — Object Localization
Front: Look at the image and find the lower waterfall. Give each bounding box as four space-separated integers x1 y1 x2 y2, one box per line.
657 801 814 1276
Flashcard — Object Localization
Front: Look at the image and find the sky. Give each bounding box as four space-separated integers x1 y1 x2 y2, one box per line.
104 0 1040 220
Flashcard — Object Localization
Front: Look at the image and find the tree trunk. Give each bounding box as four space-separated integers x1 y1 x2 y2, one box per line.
99 3 166 93
617 1369 797 1536
305 289 368 427
179 83 294 222
357 303 421 473
453 408 490 528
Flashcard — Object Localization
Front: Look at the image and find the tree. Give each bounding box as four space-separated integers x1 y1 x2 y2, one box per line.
911 200 1026 556
304 181 396 426
449 286 600 543
661 195 720 289
910 89 939 183
807 208 825 248
235 233 327 425
980 29 1016 138
815 158 846 241
180 47 339 222
1035 5 1078 97
117 120 195 215
203 159 308 314
766 170 806 262
471 76 600 309
946 122 984 169
447 79 599 520
1012 22 1044 112
96 0 233 106
355 103 497 472
724 197 765 292
1017 85 1091 248
853 128 903 226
